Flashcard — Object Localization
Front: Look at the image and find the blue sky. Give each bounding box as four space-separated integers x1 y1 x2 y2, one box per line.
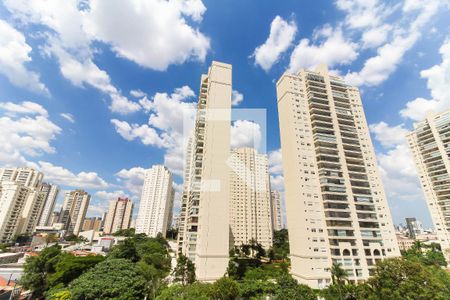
0 0 449 228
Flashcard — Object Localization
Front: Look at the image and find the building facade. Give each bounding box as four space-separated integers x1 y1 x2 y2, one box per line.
0 182 30 243
178 61 232 281
229 148 273 249
59 190 90 235
82 217 102 231
276 65 400 288
37 183 60 227
103 197 133 234
0 167 46 239
136 165 174 237
270 190 283 231
407 110 450 254
405 217 423 239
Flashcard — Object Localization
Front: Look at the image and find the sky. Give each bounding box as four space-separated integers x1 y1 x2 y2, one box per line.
0 0 449 228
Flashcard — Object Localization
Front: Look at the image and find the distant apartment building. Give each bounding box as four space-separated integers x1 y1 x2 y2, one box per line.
37 183 60 226
229 148 273 249
177 61 232 281
0 167 46 240
59 190 90 235
396 234 415 251
50 211 60 226
276 65 400 288
103 197 133 234
136 165 174 237
270 190 283 231
407 110 450 254
82 217 102 231
405 217 423 239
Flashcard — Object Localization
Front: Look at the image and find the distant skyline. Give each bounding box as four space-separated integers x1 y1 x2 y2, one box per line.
0 1 450 227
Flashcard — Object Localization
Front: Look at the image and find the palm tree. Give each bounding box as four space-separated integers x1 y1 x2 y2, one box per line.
331 262 348 285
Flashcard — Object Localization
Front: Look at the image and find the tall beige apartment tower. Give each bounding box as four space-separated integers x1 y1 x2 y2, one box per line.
276 65 400 288
136 165 174 237
0 167 46 236
270 190 283 231
179 61 232 281
0 182 30 243
406 110 450 255
59 190 90 235
103 197 134 234
37 183 60 226
229 147 273 249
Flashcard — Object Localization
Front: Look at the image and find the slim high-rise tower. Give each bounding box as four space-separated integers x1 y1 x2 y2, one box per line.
59 190 90 235
179 61 232 281
407 110 450 255
37 183 60 226
136 165 174 237
229 147 273 249
276 65 399 288
270 190 283 231
103 197 134 234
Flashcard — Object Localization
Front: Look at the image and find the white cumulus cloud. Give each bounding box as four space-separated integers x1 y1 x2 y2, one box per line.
289 25 358 72
401 38 450 121
0 20 48 95
253 16 297 71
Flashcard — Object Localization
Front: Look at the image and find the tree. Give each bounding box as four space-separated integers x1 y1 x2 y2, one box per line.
402 241 447 267
173 253 196 285
268 247 275 262
210 277 239 300
166 227 178 240
241 243 251 257
273 229 290 260
331 263 348 285
275 274 316 300
112 227 136 237
69 259 148 300
239 279 277 299
47 253 105 288
0 243 10 253
64 234 87 243
108 237 140 262
365 258 450 299
156 282 212 300
20 245 62 297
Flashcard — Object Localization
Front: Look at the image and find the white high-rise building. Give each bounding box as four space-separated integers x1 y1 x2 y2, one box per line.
0 167 46 237
270 190 283 231
276 65 400 288
407 110 450 255
177 135 195 253
59 190 90 235
0 182 30 243
0 167 44 188
136 165 174 237
229 148 273 249
179 61 232 281
103 197 134 234
37 183 60 226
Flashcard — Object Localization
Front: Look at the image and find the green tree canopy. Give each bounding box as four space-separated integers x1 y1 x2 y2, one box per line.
156 282 212 300
48 253 105 288
173 253 196 285
365 258 450 300
20 244 62 297
69 259 148 300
